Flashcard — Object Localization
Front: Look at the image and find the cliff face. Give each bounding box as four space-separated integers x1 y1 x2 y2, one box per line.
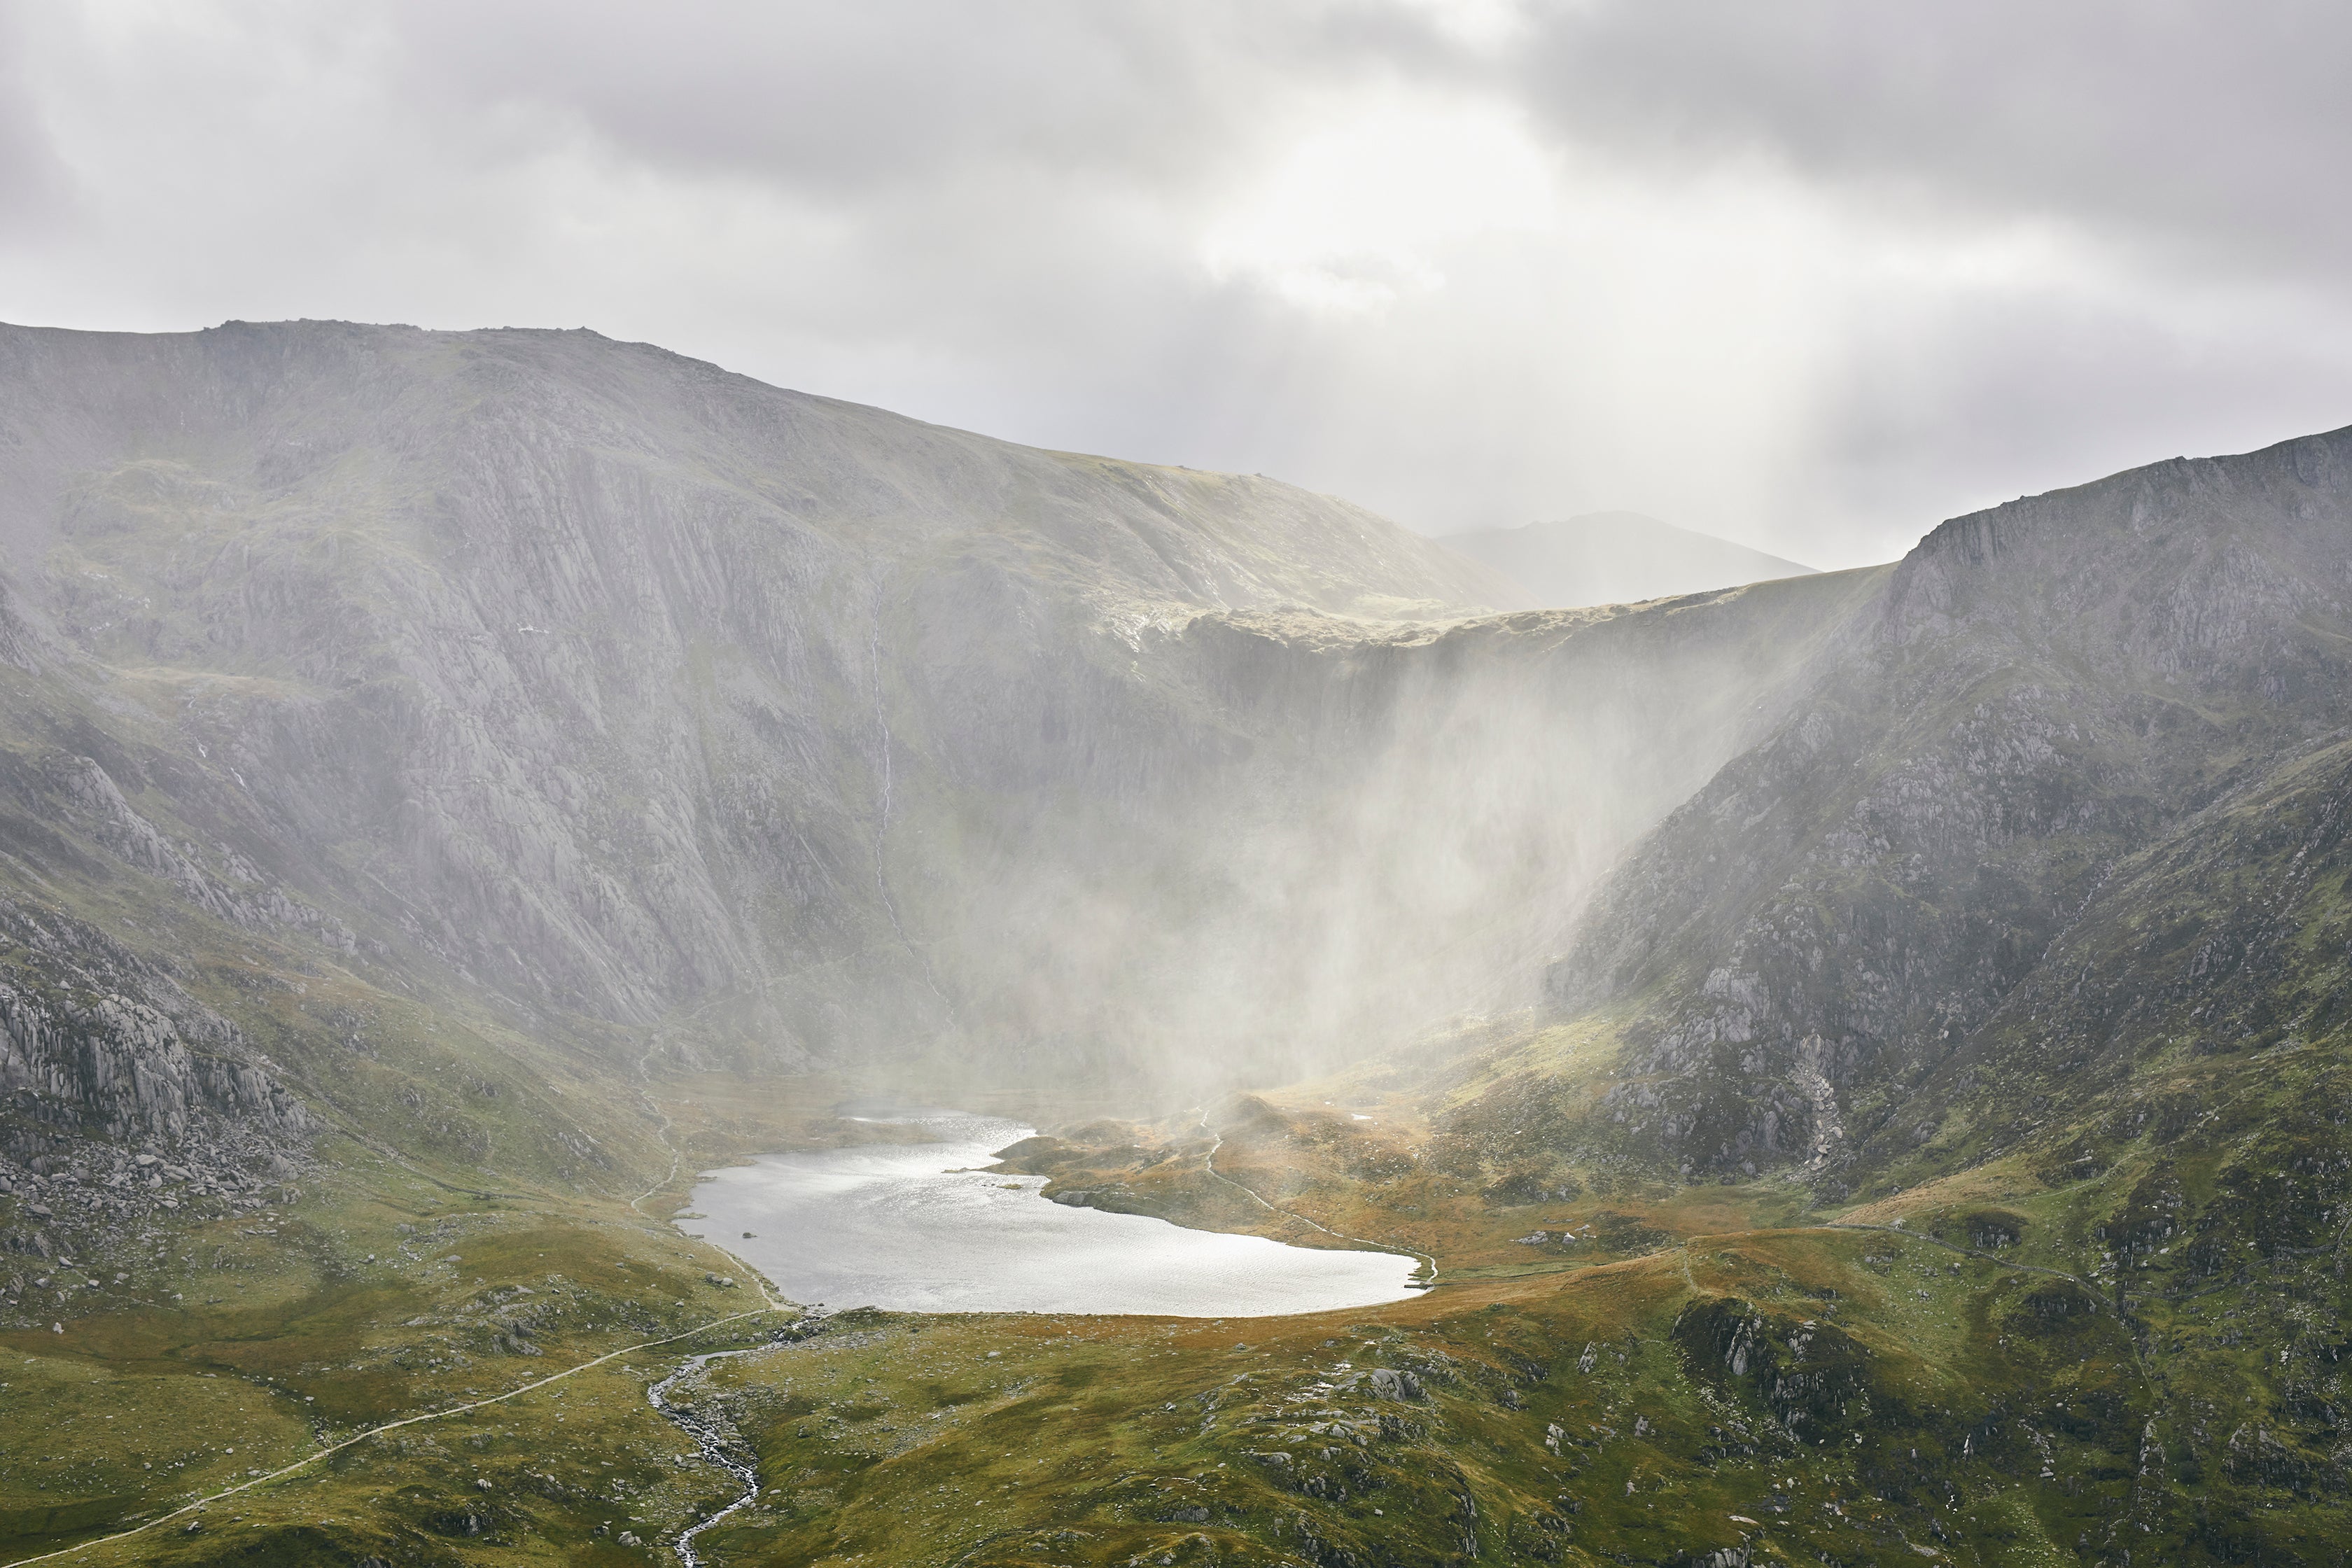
918 568 1885 1090
7 321 2352 1561
0 321 1516 1034
0 318 1881 1163
22 317 2337 1202
1534 426 2352 1184
0 897 308 1151
0 890 312 1263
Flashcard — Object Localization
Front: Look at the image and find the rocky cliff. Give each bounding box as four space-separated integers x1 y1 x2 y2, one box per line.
0 318 1884 1186
14 316 2339 1218
1518 426 2352 1186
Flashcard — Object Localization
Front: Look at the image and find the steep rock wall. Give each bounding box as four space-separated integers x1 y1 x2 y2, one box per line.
1542 425 2352 1181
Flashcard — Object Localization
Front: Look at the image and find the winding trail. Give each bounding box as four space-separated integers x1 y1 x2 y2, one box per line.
629 1042 688 1217
0 1306 785 1568
1 1048 801 1568
13 1102 2260 1568
629 1042 786 1310
1194 1111 1439 1289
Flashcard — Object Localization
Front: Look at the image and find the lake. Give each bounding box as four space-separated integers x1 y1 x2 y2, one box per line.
671 1110 1421 1317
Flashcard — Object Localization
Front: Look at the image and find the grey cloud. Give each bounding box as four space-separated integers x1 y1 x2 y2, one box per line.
0 3 73 232
1513 1 2352 284
1817 288 2352 534
377 2 1381 197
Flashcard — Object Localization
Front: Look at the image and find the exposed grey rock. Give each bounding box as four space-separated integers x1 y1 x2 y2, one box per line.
0 317 1870 1110
0 895 307 1214
1542 425 2352 1180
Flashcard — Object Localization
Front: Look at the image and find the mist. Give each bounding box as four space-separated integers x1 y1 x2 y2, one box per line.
0 317 1891 1120
884 575 1882 1105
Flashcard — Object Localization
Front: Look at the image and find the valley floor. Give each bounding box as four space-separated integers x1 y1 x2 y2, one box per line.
2 1041 2348 1568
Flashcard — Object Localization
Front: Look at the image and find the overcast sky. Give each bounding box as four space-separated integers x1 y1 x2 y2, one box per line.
4 1 2350 567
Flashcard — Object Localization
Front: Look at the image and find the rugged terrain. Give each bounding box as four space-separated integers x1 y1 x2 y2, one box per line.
0 322 2344 1565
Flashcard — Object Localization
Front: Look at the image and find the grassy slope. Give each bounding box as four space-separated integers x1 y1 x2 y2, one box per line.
962 1034 2351 1566
0 1061 953 1563
998 733 2352 1563
1 1008 2344 1567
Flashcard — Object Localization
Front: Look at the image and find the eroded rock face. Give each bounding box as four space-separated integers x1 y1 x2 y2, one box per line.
0 894 311 1268
57 755 356 953
0 321 1544 1082
1540 425 2352 1182
0 897 308 1155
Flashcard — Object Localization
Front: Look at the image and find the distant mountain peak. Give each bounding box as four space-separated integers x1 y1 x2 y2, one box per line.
1440 510 1816 610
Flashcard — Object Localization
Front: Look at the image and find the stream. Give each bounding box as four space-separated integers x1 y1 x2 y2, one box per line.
646 1319 827 1568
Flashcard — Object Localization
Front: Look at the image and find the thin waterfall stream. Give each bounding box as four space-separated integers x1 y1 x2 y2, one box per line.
647 1315 831 1567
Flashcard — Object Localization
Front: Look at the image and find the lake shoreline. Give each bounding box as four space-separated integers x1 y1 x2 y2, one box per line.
671 1110 1421 1318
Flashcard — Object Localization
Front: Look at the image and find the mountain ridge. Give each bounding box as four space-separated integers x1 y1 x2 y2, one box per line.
1516 421 2352 1185
1441 508 1816 609
0 318 1855 1115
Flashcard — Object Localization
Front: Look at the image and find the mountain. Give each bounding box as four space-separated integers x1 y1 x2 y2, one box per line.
1443 509 1817 608
0 318 1870 1166
0 318 1525 1082
2 319 2349 1566
1352 426 2352 1561
1530 432 2352 1189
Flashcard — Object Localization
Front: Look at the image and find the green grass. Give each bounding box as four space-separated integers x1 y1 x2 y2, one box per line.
0 927 2341 1567
0 1046 2346 1566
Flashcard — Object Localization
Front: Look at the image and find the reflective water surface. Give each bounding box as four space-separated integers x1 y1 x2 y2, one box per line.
672 1111 1419 1317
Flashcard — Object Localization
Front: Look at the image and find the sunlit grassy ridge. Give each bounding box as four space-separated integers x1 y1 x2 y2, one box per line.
993 1023 2351 1567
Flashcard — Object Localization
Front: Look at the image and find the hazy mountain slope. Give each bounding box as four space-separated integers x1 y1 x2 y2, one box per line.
920 566 1889 1091
1524 428 2352 1186
1441 509 1816 608
3 330 2351 1562
0 321 1529 620
0 320 1516 1056
0 318 1879 1167
970 429 2352 1566
954 566 2352 1568
1923 730 2352 1161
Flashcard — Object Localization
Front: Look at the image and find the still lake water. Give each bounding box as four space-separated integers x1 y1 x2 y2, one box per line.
672 1110 1420 1317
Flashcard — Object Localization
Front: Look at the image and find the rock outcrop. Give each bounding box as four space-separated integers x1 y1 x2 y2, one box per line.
0 897 306 1151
